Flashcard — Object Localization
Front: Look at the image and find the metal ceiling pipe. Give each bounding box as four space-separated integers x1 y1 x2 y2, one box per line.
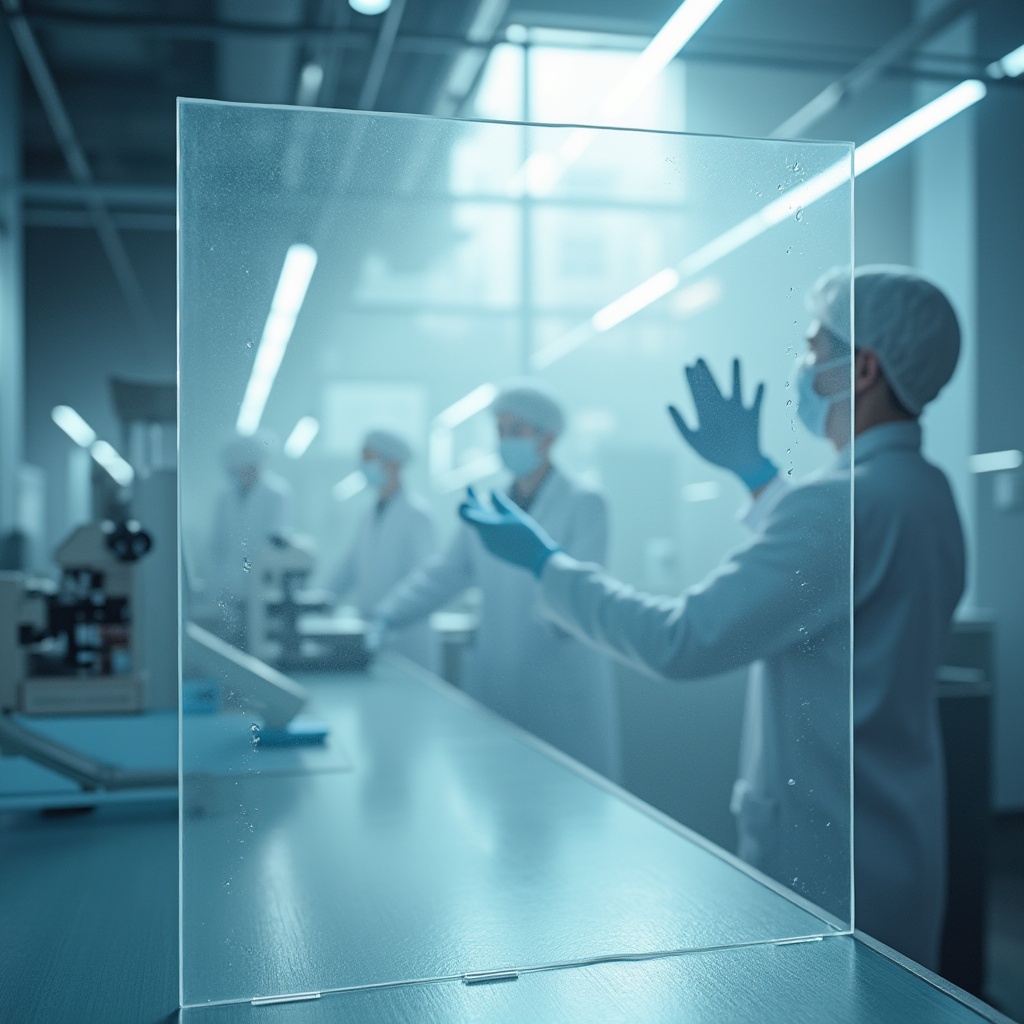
432 0 512 117
15 8 1000 79
215 0 307 105
20 180 177 208
1 0 157 344
357 0 408 111
771 0 973 138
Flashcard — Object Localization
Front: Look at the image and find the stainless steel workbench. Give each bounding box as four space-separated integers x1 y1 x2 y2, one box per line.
0 656 1013 1023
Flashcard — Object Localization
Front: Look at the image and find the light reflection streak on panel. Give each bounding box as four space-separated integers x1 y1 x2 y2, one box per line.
283 417 320 459
237 244 318 437
969 450 1023 474
532 79 986 370
509 0 726 197
333 470 367 503
430 385 499 492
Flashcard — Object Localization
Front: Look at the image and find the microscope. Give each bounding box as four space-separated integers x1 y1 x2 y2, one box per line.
243 535 370 672
0 519 153 716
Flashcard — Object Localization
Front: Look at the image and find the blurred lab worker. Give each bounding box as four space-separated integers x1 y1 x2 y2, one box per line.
327 430 436 668
208 431 292 599
460 267 964 970
374 381 620 778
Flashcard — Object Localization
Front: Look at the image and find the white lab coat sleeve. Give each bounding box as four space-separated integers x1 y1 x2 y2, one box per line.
738 474 790 534
374 523 475 628
407 507 437 570
327 540 359 600
539 480 846 681
564 490 608 564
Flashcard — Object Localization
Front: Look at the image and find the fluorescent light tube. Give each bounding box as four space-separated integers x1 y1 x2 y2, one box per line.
237 243 318 436
605 0 726 116
533 277 719 370
440 454 502 494
591 268 681 332
530 78 986 371
283 416 320 459
854 79 986 175
434 384 498 429
987 42 1024 79
51 405 97 448
682 481 720 502
508 0 724 197
969 450 1023 474
90 440 134 487
296 63 324 106
674 276 722 314
333 470 367 502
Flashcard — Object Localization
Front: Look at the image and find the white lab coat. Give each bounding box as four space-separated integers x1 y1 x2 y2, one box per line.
538 422 964 970
377 468 621 779
208 472 291 598
328 489 436 669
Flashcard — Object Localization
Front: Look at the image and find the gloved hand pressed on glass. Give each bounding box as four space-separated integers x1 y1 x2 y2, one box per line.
668 357 778 492
458 488 562 577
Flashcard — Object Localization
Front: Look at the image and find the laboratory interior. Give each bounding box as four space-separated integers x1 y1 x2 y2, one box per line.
0 0 1022 1021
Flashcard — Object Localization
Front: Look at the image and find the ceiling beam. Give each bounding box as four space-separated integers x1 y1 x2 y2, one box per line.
20 181 177 207
2 0 158 345
15 7 1002 85
357 0 407 111
772 0 975 138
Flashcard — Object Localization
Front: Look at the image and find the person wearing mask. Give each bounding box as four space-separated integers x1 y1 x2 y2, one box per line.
373 380 621 779
208 430 292 601
459 267 964 970
327 430 436 669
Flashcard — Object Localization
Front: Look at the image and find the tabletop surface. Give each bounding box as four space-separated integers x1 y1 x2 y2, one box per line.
0 657 1012 1023
179 657 838 1005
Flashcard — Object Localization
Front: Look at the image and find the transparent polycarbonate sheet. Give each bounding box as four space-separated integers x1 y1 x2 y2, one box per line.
179 99 853 1008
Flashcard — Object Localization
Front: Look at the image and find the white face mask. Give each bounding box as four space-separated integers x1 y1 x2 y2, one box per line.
499 437 542 479
795 355 850 438
361 459 387 489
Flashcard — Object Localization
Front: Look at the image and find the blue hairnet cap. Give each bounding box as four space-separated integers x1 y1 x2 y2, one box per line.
491 379 565 437
808 265 960 415
363 429 413 466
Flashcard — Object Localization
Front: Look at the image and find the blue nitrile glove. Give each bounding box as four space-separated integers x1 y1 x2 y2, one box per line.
458 488 562 577
668 357 778 492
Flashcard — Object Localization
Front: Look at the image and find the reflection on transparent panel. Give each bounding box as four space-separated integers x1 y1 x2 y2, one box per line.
179 99 852 1008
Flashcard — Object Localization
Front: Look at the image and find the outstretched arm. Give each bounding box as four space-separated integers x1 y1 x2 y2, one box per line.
460 479 846 681
374 524 475 628
539 481 846 680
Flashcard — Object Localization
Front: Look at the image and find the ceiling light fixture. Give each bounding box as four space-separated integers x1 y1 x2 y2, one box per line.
349 0 391 15
986 41 1024 79
969 450 1023 473
237 243 318 436
283 416 320 459
434 384 498 429
90 440 135 488
51 405 97 448
333 470 368 502
532 78 986 367
604 0 725 118
296 62 324 106
509 0 726 198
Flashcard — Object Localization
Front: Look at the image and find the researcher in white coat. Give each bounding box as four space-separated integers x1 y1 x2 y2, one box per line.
208 431 292 600
374 381 621 779
460 267 964 971
327 430 436 669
